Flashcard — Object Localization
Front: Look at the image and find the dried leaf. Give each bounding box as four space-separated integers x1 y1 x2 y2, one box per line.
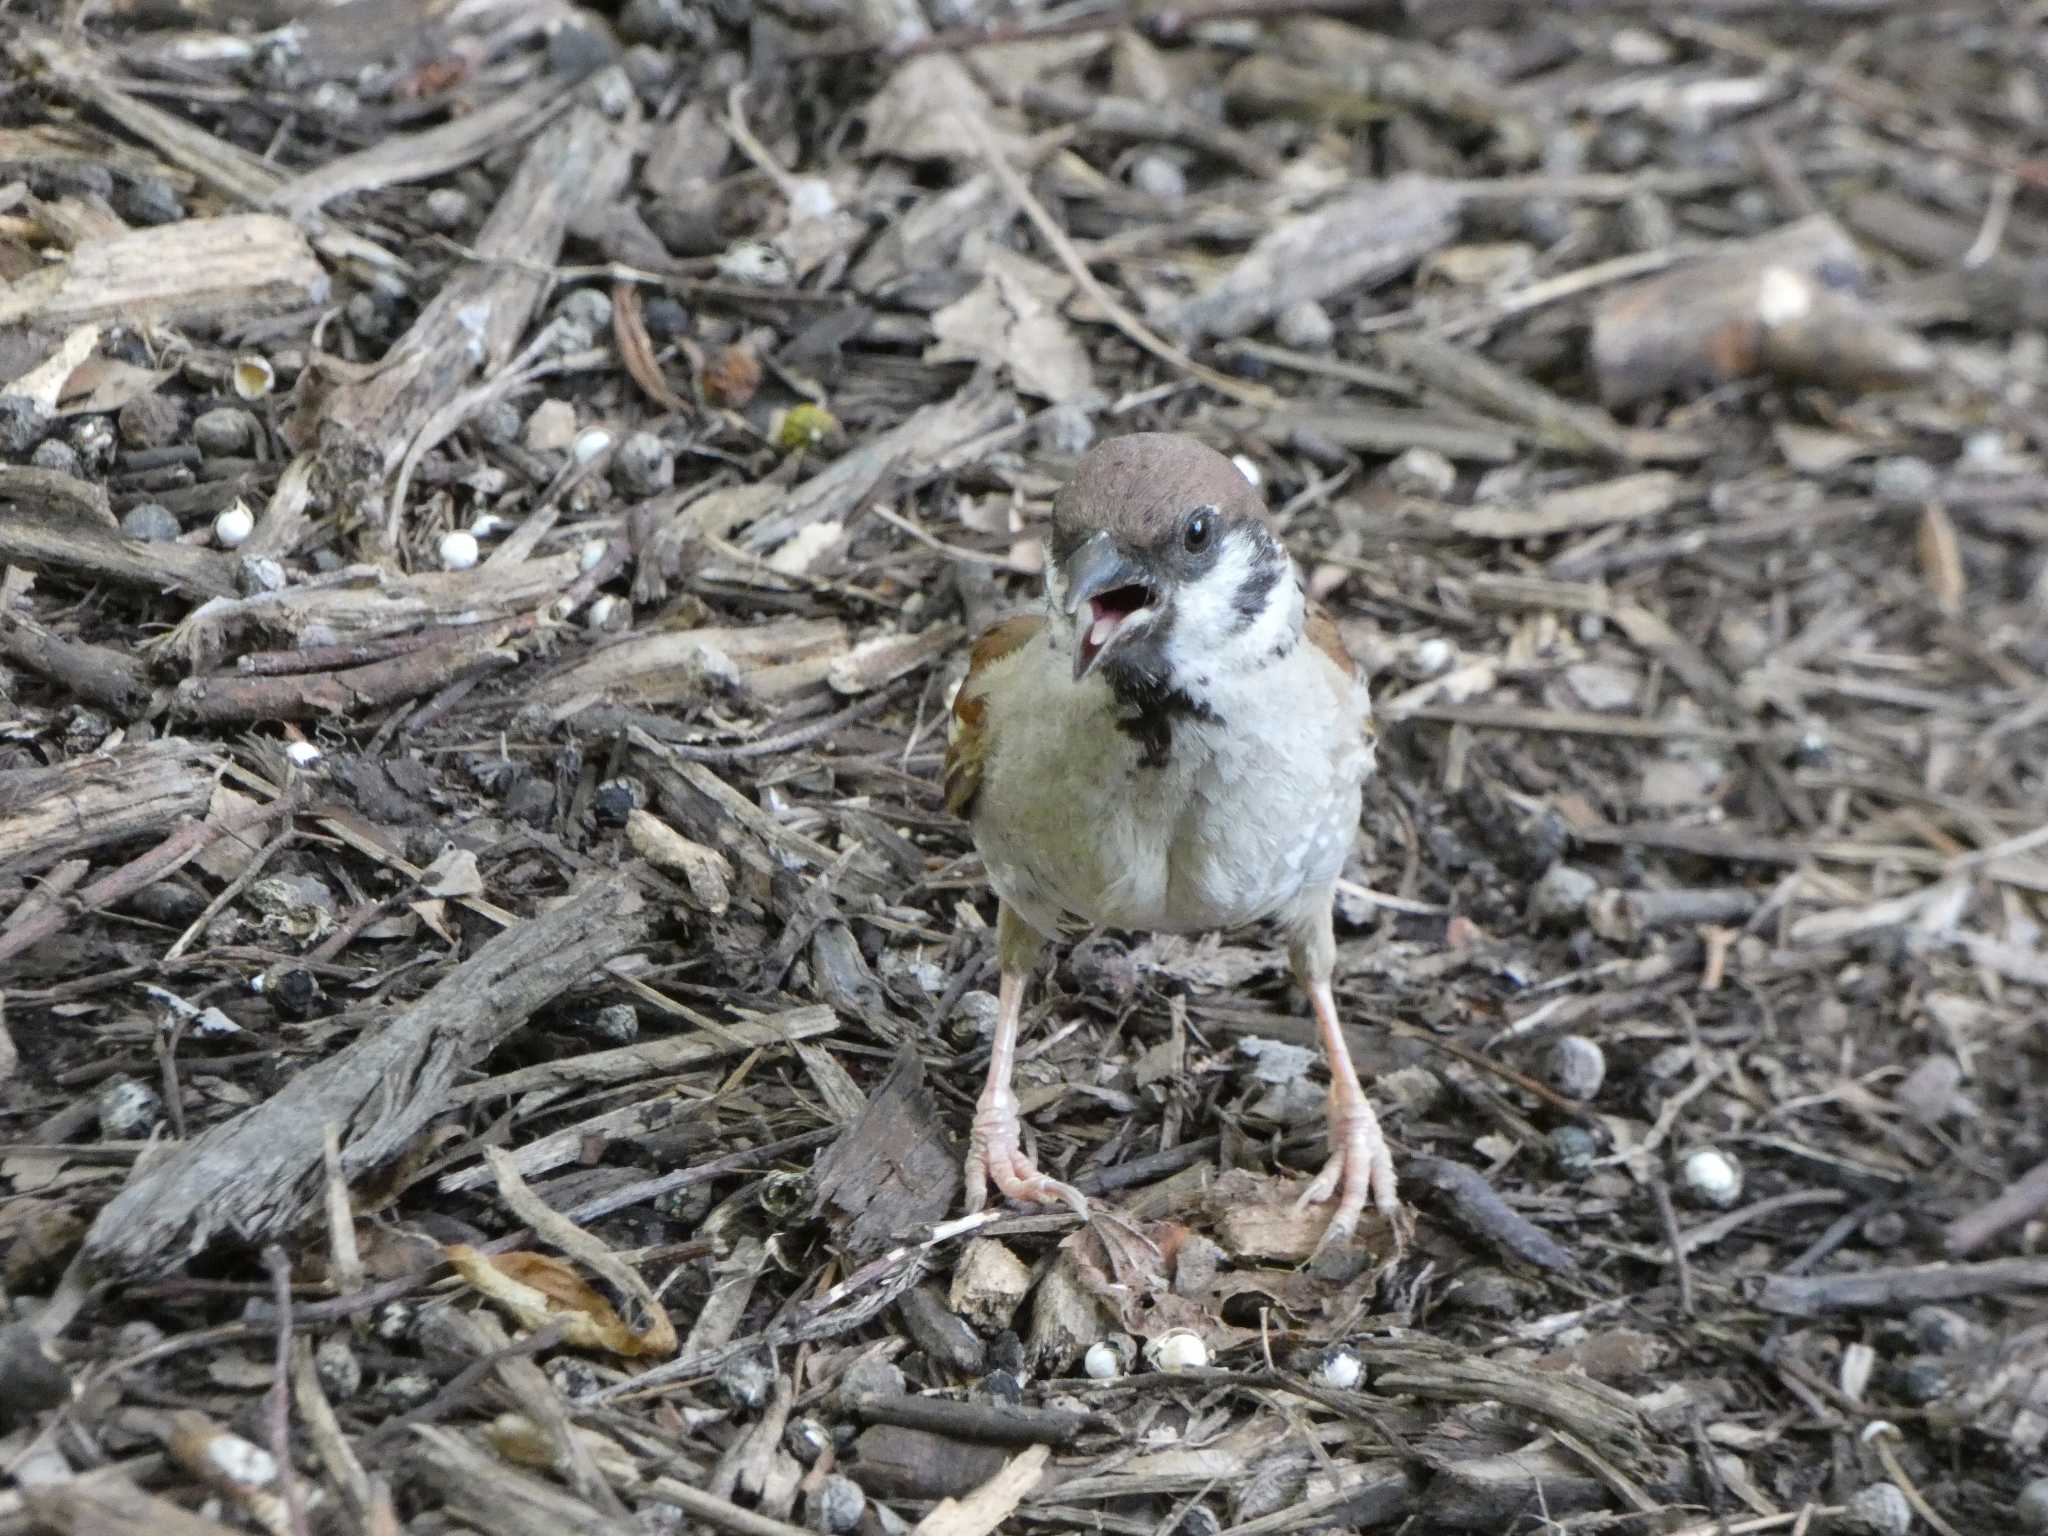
927 247 1094 401
446 1244 674 1358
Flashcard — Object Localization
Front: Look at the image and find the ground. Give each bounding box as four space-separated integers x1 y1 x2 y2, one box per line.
1 1 2046 1532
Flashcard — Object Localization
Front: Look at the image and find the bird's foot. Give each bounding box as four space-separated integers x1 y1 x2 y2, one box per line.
964 1092 1089 1220
1296 1085 1402 1256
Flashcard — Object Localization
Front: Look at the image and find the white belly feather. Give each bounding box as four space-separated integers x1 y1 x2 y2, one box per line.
969 630 1372 939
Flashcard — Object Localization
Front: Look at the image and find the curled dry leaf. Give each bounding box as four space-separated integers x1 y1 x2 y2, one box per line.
445 1244 678 1358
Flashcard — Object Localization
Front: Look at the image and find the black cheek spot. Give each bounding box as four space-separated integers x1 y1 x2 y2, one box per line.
1229 558 1284 632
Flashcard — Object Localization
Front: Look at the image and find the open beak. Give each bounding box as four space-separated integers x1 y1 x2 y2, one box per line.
1062 531 1156 682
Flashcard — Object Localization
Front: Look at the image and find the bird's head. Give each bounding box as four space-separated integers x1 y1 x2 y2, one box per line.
1045 433 1301 687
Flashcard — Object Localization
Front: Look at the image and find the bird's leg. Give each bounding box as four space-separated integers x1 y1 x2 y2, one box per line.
1290 907 1400 1252
963 908 1088 1220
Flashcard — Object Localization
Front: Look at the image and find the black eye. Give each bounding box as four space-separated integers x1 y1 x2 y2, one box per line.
1183 508 1215 554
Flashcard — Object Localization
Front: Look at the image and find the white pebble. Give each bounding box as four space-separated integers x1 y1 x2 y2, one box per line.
1311 1346 1362 1391
1231 454 1262 488
584 593 630 632
580 539 608 572
1147 1329 1208 1373
1680 1147 1744 1209
470 512 513 538
1275 300 1335 352
1842 1481 1911 1536
1083 1340 1124 1380
438 529 479 571
213 501 254 548
2016 1475 2048 1533
1545 1035 1607 1099
573 426 614 464
285 741 323 767
1128 153 1186 201
1409 636 1454 676
1386 446 1457 499
789 177 837 219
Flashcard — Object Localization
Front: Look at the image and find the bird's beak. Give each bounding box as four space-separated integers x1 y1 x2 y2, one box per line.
1061 530 1156 682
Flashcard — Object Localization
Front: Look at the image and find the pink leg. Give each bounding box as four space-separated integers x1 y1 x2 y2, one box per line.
1294 973 1400 1249
963 968 1089 1220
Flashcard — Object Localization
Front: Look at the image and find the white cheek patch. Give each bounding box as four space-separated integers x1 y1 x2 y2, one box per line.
1163 531 1299 675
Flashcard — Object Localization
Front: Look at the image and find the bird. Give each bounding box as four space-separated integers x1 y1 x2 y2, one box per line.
942 431 1400 1256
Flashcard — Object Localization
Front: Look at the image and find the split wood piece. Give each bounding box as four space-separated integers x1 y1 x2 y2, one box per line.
810 1045 964 1257
71 869 647 1281
308 100 634 480
526 617 849 705
0 510 241 601
1945 1154 2048 1257
1413 471 1685 542
443 1004 837 1109
0 213 327 330
1363 1337 1642 1451
846 1391 1094 1448
163 552 582 670
1753 1255 2048 1317
1161 175 1462 342
1248 403 1518 464
1403 1156 1574 1272
169 620 521 724
408 1425 666 1536
271 73 580 217
0 738 217 882
13 29 395 271
1425 1442 1687 1530
736 373 1019 554
0 610 152 714
910 1443 1049 1536
22 1476 243 1536
848 1425 1013 1502
1378 333 1638 463
0 465 115 527
1590 214 1933 407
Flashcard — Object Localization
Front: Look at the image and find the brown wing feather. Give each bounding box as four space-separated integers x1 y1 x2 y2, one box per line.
943 614 1044 819
1303 604 1377 755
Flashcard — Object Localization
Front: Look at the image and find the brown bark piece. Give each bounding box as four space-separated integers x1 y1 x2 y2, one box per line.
810 1045 962 1257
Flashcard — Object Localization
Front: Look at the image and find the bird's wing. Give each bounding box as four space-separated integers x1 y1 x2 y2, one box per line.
943 613 1044 819
1304 603 1378 755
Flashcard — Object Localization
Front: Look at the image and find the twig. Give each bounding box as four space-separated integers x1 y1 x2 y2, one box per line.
261 1246 315 1536
1862 1423 1964 1536
1944 1153 2048 1257
163 823 295 962
1651 1178 1694 1316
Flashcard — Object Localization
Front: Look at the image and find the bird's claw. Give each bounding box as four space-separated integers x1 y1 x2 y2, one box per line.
965 1093 1090 1220
1296 1085 1401 1256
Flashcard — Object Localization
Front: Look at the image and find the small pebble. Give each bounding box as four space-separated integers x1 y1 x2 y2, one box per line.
376 1373 435 1411
1386 446 1458 498
1889 1355 1947 1406
30 439 81 477
1545 1035 1607 1100
805 1474 866 1536
1906 1305 1977 1355
267 969 325 1022
1893 1054 1962 1125
641 295 690 341
118 393 182 449
577 1003 640 1047
113 1319 166 1355
593 777 645 826
559 287 614 332
1129 152 1187 201
285 740 322 768
1872 455 1938 508
345 292 396 343
1549 1123 1599 1177
193 407 258 457
956 989 1001 1042
98 1075 163 1140
214 501 255 549
1861 1209 1908 1248
122 503 181 543
574 427 614 465
612 430 675 497
422 186 470 231
1147 1329 1208 1373
438 529 480 571
1407 636 1454 677
314 1336 362 1401
2017 1475 2048 1533
1529 863 1599 928
1274 300 1334 352
1841 1481 1911 1536
837 1352 906 1405
716 240 792 287
717 1349 774 1412
623 43 677 98
784 1417 832 1467
1679 1147 1743 1209
240 556 286 595
474 399 523 444
0 394 51 454
585 593 630 633
1310 1344 1362 1391
114 175 183 225
1083 1339 1126 1380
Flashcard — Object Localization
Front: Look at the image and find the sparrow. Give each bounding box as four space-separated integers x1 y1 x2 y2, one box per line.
943 432 1400 1255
